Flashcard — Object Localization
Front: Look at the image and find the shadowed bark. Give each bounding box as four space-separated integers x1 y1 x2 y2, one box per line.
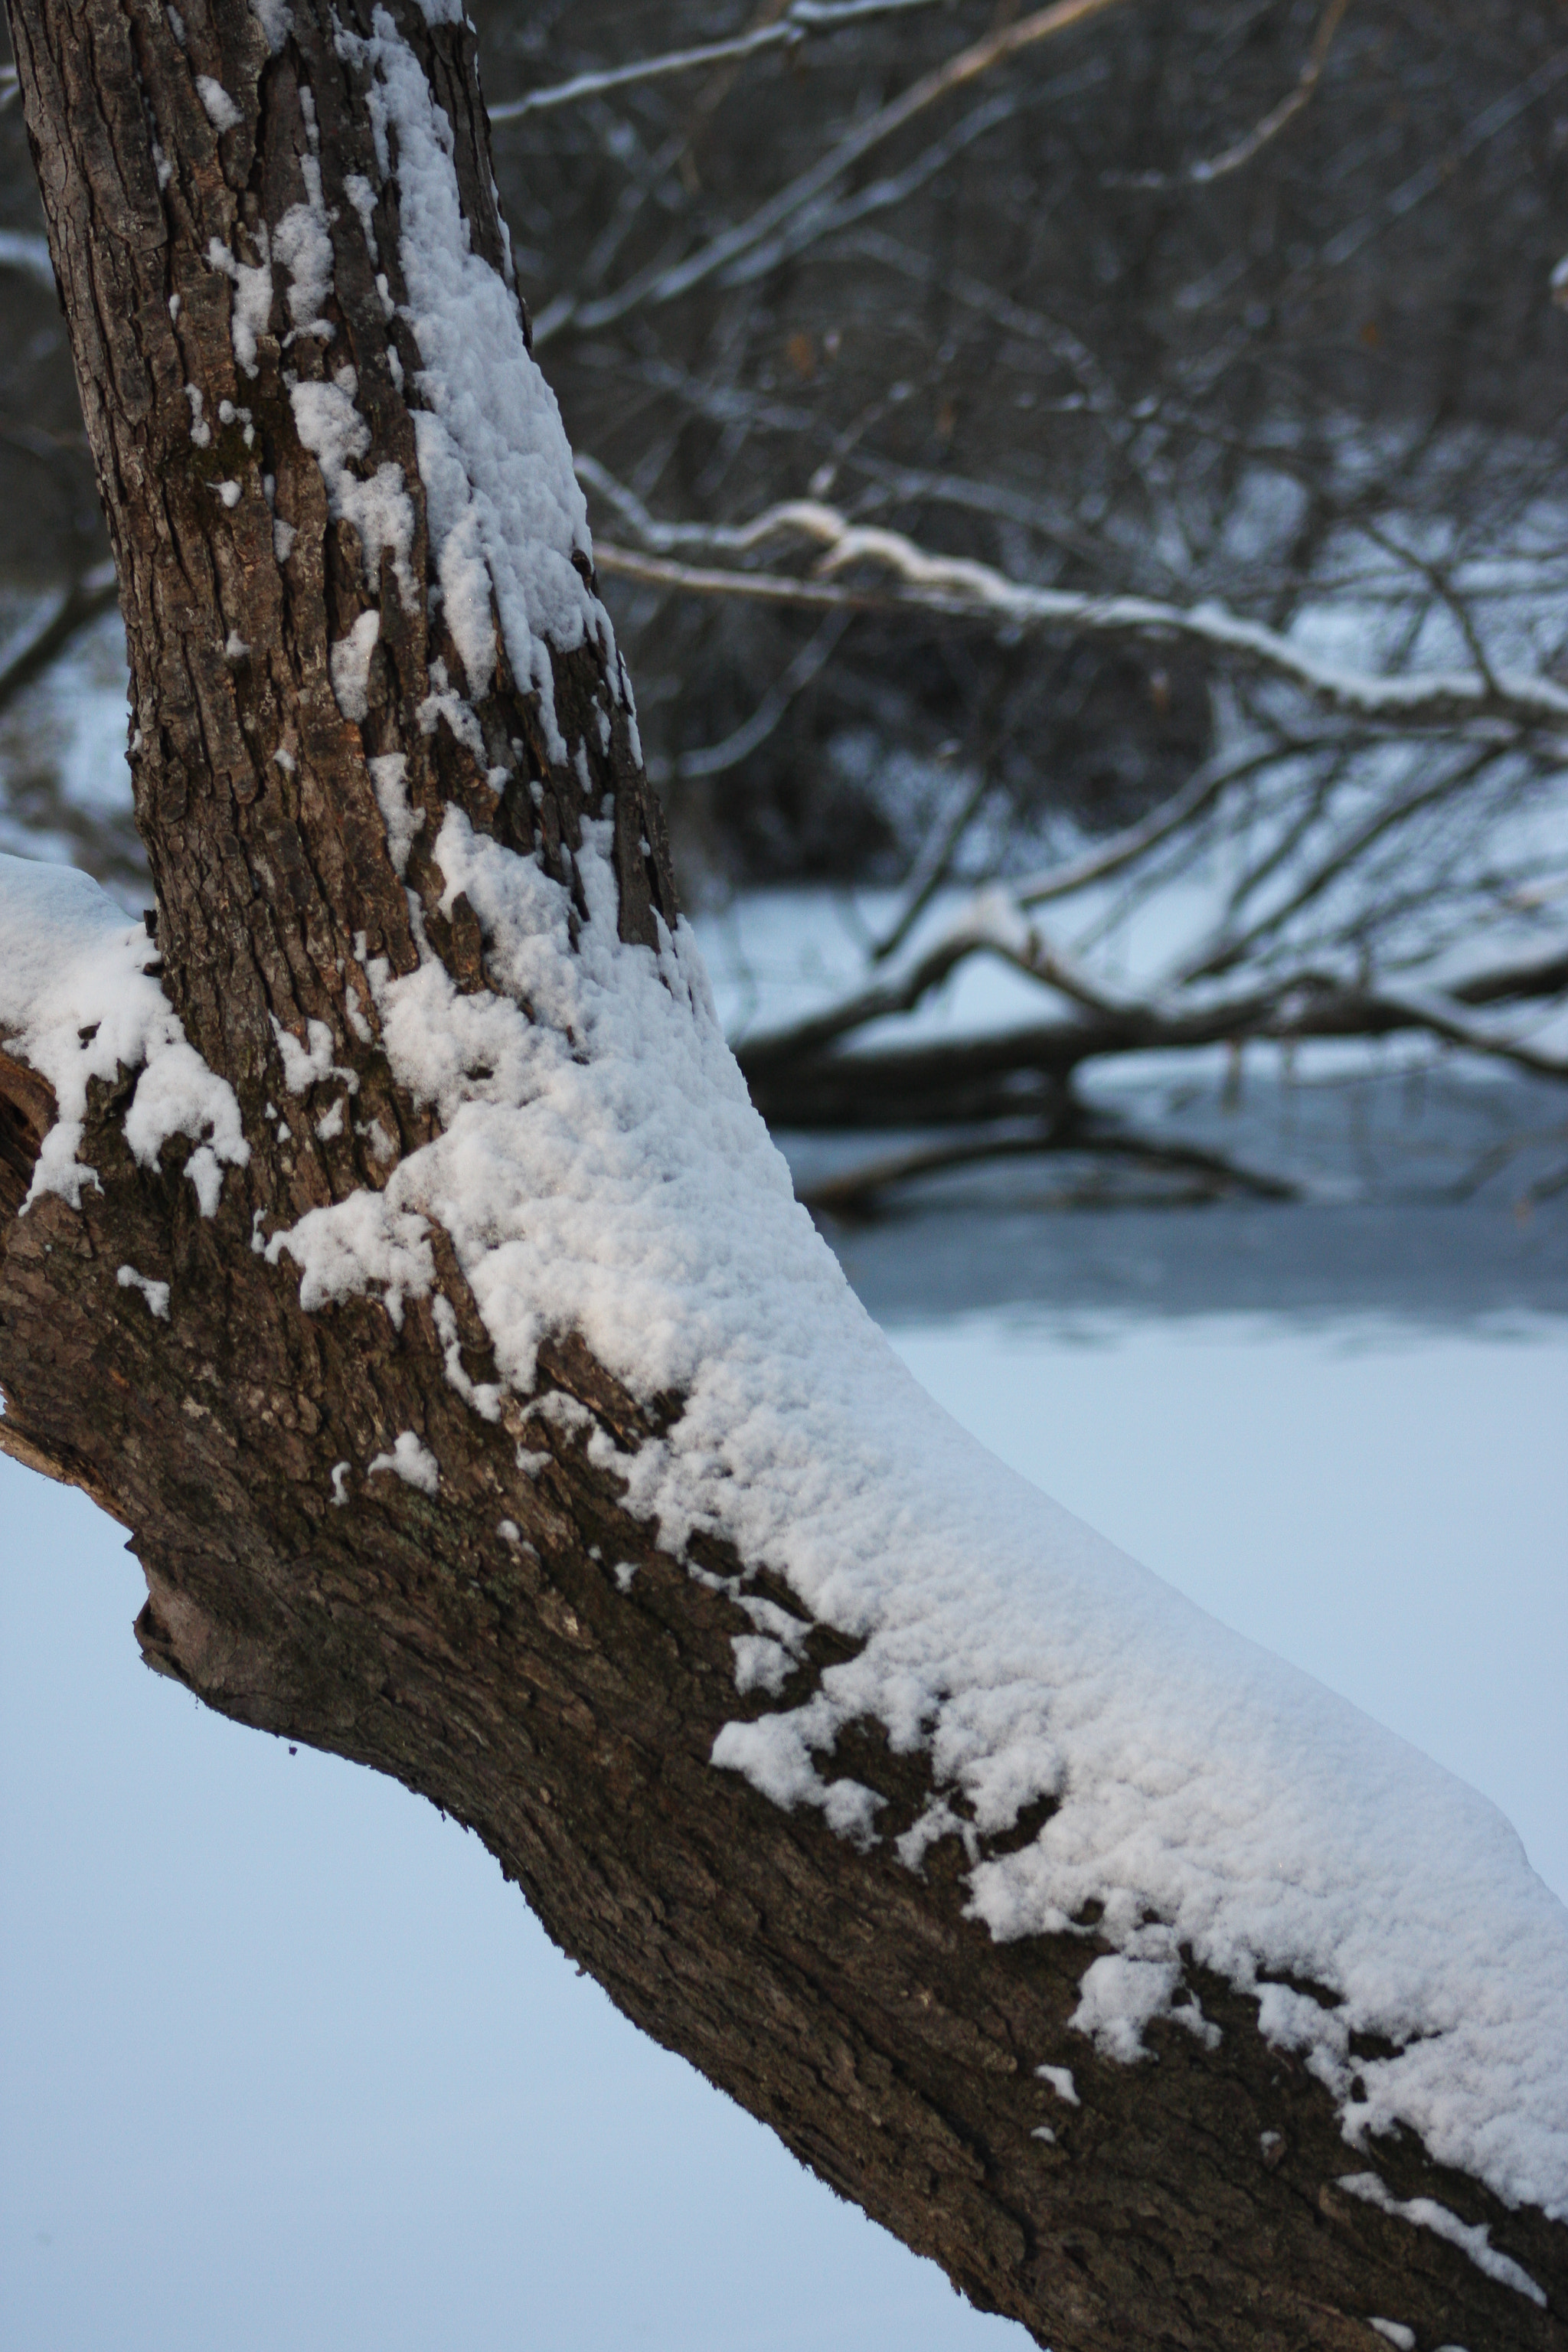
0 4 1563 2347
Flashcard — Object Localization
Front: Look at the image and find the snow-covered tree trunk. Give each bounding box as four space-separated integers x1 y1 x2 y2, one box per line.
1 4 1563 2345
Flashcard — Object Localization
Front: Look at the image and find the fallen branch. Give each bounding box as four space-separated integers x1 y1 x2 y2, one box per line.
738 952 1568 1132
800 1119 1297 1217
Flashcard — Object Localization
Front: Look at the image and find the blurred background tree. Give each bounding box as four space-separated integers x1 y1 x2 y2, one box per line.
2 0 1565 1195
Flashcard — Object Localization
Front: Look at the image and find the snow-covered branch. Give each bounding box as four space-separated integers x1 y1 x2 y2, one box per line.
587 493 1568 737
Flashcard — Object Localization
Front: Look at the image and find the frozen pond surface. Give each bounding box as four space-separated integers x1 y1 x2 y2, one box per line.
3 1161 1564 2352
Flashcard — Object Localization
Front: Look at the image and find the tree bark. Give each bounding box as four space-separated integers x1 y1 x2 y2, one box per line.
0 5 1563 2347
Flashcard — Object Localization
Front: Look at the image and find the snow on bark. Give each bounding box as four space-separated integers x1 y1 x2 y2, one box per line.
183 0 1568 2240
0 855 247 1215
332 6 613 761
1339 2170 1547 2305
251 769 1568 2226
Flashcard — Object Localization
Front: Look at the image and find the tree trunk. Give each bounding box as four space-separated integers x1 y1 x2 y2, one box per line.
0 5 1563 2347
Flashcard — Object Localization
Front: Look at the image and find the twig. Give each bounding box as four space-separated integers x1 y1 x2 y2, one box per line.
531 0 1132 342
1007 739 1336 911
1108 0 1353 191
871 764 996 964
665 608 850 782
1321 46 1568 269
489 0 957 122
1178 743 1508 984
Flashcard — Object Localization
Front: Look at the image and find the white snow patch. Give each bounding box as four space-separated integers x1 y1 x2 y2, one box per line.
330 1460 351 1507
270 1014 355 1097
272 116 335 341
1337 2172 1546 2305
266 1184 430 1326
369 753 423 876
116 1265 170 1320
1030 2125 1056 2145
1367 2325 1415 2350
248 0 290 51
731 1633 794 1697
1070 1953 1184 2063
417 672 486 760
432 1292 500 1419
343 172 380 259
0 856 248 1214
1036 2064 1079 2105
288 379 416 603
195 74 243 132
329 609 381 723
368 1429 439 1494
207 233 274 377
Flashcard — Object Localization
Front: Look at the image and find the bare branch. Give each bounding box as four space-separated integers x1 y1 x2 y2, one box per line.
531 0 1132 342
1321 44 1568 269
662 609 850 783
1109 0 1354 191
1006 740 1341 911
1178 743 1511 984
488 0 956 122
738 952 1568 1132
801 1121 1298 1216
0 564 119 720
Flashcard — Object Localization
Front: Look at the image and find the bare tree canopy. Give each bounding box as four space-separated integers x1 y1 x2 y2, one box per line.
1 0 1563 1207
0 5 1564 2350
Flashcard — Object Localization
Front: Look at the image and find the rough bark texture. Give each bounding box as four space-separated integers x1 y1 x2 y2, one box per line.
0 4 1563 2347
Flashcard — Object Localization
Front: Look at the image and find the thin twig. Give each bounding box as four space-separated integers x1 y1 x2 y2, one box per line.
1108 0 1353 191
489 0 956 122
531 0 1131 342
872 765 996 965
665 608 850 782
1178 743 1508 984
